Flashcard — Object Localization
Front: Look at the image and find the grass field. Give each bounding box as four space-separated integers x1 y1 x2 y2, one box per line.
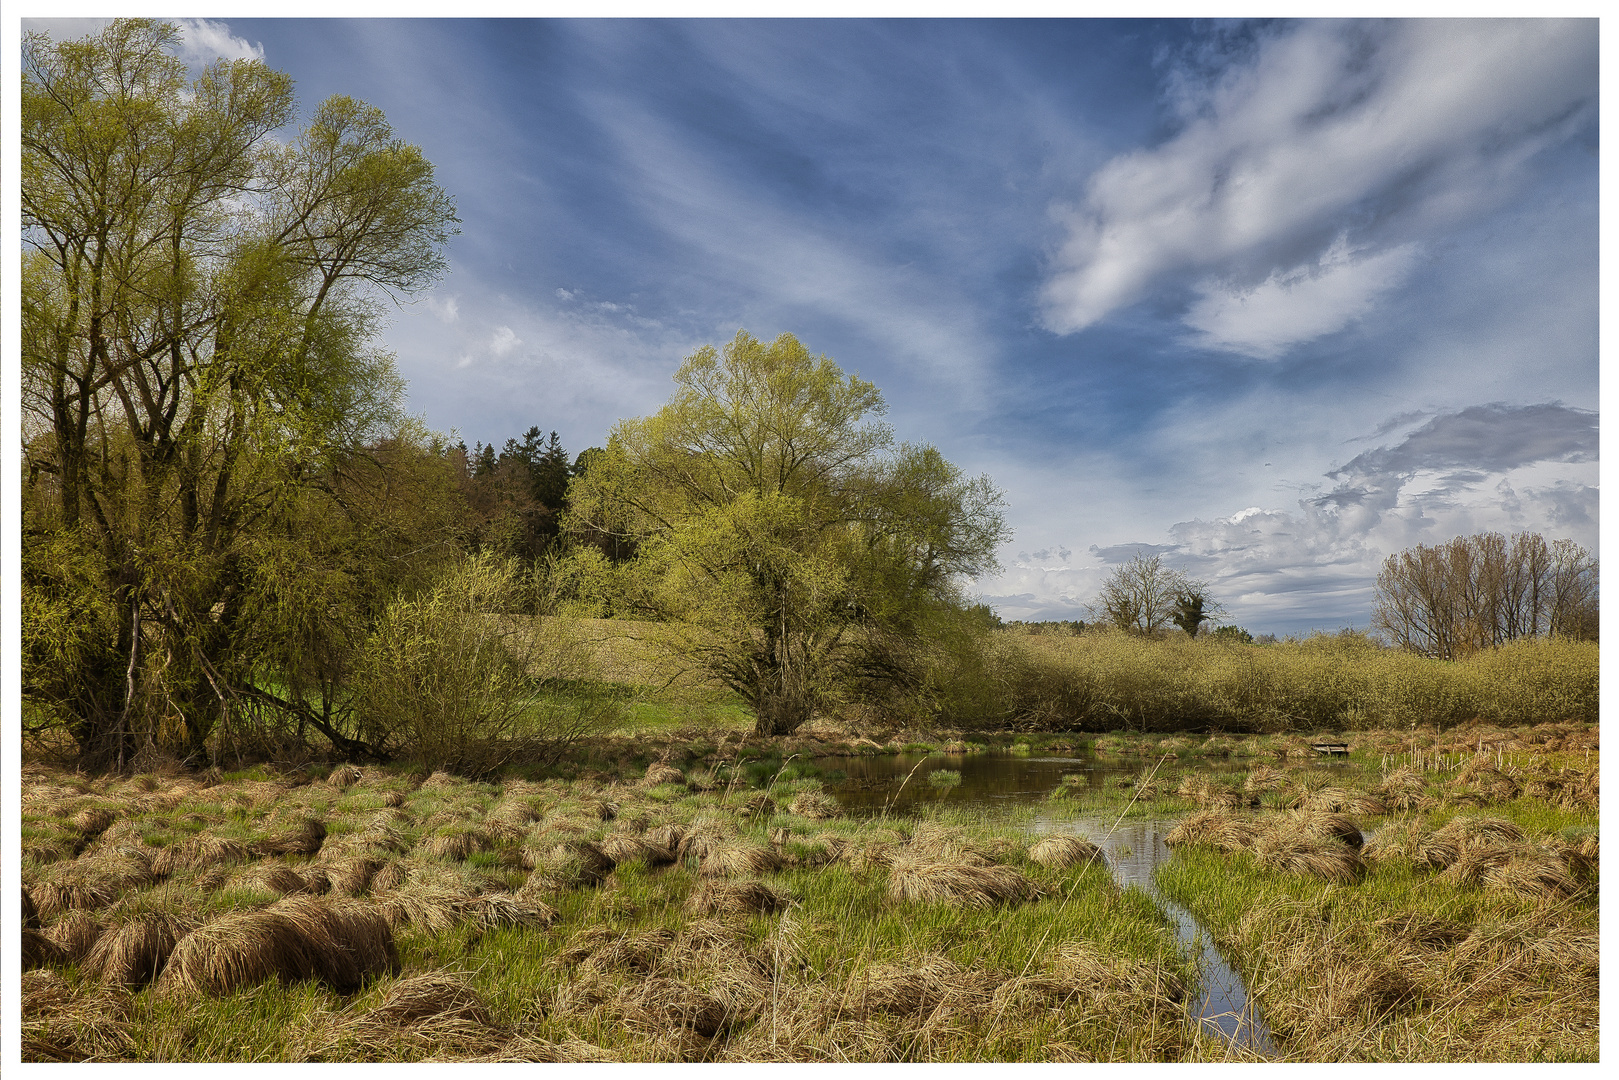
21 758 1221 1062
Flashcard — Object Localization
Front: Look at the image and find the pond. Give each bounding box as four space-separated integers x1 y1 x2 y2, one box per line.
807 747 1149 814
812 749 1278 1058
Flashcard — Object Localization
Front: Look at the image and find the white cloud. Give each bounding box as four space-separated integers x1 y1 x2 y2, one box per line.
579 93 1000 400
1184 237 1419 358
423 295 460 323
488 326 521 356
972 402 1599 634
173 19 264 66
1041 20 1596 348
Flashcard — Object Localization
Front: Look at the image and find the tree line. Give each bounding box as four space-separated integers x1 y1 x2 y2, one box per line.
1373 531 1597 659
20 21 1597 772
21 21 1008 767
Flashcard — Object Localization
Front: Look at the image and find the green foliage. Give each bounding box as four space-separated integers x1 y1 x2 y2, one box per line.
989 630 1597 733
21 20 461 765
564 330 1009 736
350 555 619 775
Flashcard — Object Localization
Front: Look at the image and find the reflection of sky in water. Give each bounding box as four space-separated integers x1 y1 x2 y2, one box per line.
813 750 1159 813
1032 815 1277 1057
814 750 1278 1056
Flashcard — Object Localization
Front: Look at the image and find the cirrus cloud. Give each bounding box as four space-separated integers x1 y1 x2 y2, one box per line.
1040 19 1596 357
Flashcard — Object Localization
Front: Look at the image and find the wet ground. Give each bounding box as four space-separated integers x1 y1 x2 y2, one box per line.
808 748 1149 814
814 749 1277 1057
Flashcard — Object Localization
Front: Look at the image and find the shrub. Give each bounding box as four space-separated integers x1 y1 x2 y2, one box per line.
349 555 619 774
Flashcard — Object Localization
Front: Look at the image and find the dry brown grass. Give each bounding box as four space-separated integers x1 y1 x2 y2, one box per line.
787 791 840 819
1285 810 1365 849
642 763 686 787
686 878 793 917
599 835 678 869
150 836 254 877
532 839 615 890
1243 766 1290 795
73 806 117 837
1162 810 1263 853
699 840 784 878
252 817 327 858
157 908 318 995
325 856 384 897
372 971 493 1026
20 969 135 1062
676 818 738 862
1026 835 1106 870
1479 846 1584 900
1177 775 1255 811
233 861 323 896
905 821 1002 866
1375 768 1436 812
328 764 363 789
373 886 469 934
308 971 508 1061
1291 786 1387 815
736 791 776 818
157 896 397 996
22 928 67 970
27 873 119 920
1252 824 1366 884
84 912 197 987
562 926 677 975
43 910 105 963
423 828 493 862
619 976 733 1039
1048 939 1189 1009
830 953 1003 1024
886 859 1043 908
466 893 559 931
371 861 408 892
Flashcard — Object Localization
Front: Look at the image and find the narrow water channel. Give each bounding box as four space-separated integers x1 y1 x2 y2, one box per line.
812 749 1277 1057
1033 815 1277 1057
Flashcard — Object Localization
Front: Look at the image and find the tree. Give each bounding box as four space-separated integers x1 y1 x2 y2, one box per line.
1089 553 1221 636
21 20 459 765
565 330 1009 736
1374 531 1597 658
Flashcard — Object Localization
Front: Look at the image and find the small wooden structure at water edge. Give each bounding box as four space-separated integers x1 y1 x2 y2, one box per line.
1310 742 1350 757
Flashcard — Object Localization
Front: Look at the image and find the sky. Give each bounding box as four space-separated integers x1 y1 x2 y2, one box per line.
19 16 1601 637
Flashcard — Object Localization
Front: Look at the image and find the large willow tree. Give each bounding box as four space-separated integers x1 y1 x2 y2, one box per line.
566 330 1009 736
22 20 460 765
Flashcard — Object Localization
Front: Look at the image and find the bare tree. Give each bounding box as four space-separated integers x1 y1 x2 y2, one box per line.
1090 553 1223 636
1374 531 1597 658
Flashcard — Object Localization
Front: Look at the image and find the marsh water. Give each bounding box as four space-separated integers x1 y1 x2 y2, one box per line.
812 749 1278 1057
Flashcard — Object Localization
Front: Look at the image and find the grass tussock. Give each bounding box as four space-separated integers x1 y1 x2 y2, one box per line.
787 791 840 819
886 860 1043 908
84 913 197 987
686 878 792 916
157 897 397 996
43 910 105 963
15 723 1592 1063
1026 835 1106 870
642 762 686 787
699 840 784 878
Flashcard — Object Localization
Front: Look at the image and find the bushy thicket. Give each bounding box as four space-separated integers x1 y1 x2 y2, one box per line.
349 555 621 776
935 630 1597 733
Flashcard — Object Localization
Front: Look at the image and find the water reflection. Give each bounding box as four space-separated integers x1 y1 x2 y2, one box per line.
811 749 1144 813
1031 815 1278 1057
809 750 1278 1057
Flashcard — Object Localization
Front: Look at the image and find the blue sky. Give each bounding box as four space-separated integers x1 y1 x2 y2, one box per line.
24 17 1601 636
